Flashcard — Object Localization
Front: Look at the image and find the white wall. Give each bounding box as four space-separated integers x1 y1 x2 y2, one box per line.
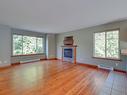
0 26 56 66
46 34 56 59
0 25 11 67
56 20 127 71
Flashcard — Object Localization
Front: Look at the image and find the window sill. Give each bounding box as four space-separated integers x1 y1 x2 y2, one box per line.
92 57 122 61
11 53 45 57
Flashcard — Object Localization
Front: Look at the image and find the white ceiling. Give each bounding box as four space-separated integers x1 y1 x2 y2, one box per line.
0 0 127 33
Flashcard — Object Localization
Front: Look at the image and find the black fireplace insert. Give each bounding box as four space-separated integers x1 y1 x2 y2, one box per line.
64 48 73 58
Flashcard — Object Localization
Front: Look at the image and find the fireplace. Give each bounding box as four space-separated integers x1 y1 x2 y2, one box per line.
61 36 77 64
62 45 77 64
64 48 73 58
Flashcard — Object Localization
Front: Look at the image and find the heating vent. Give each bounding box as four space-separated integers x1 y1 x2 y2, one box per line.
98 65 114 71
20 59 40 63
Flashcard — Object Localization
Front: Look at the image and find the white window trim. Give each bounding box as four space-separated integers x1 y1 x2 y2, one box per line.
12 34 45 56
93 29 121 61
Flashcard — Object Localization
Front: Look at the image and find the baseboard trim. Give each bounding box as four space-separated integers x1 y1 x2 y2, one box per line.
77 62 97 69
114 69 126 73
47 58 57 60
0 65 11 70
40 58 57 60
40 58 47 61
77 62 126 73
11 62 20 66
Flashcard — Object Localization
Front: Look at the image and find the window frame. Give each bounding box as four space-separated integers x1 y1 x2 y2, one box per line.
12 34 45 57
93 29 121 61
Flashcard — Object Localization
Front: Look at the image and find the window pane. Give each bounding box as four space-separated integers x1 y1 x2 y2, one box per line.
106 30 119 59
94 32 105 58
36 38 44 53
23 36 36 54
13 35 23 55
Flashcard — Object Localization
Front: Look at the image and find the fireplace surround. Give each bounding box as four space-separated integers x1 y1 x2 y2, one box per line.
61 45 77 64
61 36 77 64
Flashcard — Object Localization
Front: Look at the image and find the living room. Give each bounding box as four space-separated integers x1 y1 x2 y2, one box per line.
0 0 127 95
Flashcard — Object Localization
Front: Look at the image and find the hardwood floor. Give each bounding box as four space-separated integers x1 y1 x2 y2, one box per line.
0 60 126 95
100 71 127 95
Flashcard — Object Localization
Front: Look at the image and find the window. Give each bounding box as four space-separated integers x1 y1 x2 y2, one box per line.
13 34 44 56
36 38 44 53
94 30 120 59
13 35 23 55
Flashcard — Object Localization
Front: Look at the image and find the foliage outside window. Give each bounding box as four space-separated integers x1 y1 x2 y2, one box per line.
94 30 120 59
13 34 44 56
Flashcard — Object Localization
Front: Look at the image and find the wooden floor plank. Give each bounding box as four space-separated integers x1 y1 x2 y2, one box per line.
0 60 126 95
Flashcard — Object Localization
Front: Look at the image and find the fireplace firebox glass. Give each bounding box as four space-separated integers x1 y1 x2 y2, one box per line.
64 48 73 58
